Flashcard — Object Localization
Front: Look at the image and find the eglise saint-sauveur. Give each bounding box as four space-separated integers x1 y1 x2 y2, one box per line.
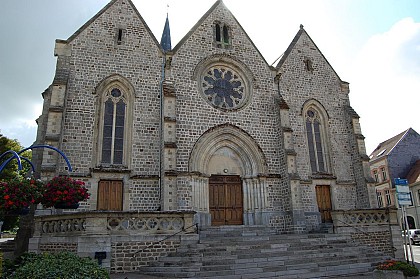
27 1 407 275
34 0 375 232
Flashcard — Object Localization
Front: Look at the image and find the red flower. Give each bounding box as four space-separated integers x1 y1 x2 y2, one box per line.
41 176 90 208
0 177 44 211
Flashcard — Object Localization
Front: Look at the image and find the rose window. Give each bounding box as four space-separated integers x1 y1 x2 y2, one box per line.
202 67 245 110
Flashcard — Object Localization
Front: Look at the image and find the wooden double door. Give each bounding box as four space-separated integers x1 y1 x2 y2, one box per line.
209 175 243 226
315 185 332 223
97 180 123 211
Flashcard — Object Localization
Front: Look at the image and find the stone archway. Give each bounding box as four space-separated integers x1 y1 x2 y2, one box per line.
189 124 269 226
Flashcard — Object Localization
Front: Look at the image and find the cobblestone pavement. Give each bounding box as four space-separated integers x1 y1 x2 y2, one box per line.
109 273 373 279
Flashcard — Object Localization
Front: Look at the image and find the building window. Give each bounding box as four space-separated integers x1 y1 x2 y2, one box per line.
304 57 314 73
116 28 125 45
305 107 328 173
101 88 126 165
376 191 383 208
94 75 133 168
214 22 230 48
385 190 391 206
380 167 387 181
373 170 379 183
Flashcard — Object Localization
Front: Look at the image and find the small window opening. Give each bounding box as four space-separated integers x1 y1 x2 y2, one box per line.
304 58 314 72
223 25 229 44
214 22 230 48
215 24 221 42
117 29 123 45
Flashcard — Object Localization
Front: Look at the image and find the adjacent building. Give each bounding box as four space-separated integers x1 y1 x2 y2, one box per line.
369 128 420 227
402 160 420 228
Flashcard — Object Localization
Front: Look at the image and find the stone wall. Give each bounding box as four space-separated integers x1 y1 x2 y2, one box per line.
331 209 404 259
29 211 197 273
111 240 180 273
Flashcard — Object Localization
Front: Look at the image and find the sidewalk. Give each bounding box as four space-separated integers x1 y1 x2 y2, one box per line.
109 273 373 279
110 274 169 279
109 273 419 279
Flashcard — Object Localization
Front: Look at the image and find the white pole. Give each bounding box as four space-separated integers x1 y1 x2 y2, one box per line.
402 205 410 262
403 205 415 264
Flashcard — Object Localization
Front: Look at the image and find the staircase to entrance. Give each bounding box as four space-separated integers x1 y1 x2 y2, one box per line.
138 226 389 278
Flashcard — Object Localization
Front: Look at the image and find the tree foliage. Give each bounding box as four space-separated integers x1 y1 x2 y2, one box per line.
0 132 32 180
0 132 32 232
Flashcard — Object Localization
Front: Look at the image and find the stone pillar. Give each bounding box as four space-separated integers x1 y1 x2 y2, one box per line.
278 96 307 233
191 175 210 226
162 81 177 211
78 214 111 269
40 40 71 179
242 177 270 225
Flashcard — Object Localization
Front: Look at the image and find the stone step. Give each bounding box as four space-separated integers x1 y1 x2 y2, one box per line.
138 227 388 278
0 239 15 252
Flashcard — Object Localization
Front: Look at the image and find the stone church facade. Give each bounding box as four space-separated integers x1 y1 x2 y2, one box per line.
34 0 373 233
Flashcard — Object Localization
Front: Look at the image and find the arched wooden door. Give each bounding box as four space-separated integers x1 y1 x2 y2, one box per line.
209 175 243 226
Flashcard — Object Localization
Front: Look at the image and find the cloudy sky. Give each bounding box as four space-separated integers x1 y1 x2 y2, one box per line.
0 0 419 155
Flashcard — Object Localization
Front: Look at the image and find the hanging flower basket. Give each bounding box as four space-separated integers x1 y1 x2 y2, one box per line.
0 177 43 213
41 176 90 209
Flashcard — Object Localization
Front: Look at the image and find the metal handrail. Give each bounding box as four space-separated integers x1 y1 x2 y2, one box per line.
334 218 370 236
335 217 399 252
131 223 199 257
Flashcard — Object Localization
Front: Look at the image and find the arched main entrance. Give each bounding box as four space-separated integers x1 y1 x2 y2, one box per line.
209 175 243 226
189 124 268 227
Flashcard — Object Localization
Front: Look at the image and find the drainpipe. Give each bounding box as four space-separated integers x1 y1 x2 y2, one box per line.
159 54 166 211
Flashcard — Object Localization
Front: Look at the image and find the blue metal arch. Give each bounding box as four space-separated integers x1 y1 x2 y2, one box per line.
0 145 72 174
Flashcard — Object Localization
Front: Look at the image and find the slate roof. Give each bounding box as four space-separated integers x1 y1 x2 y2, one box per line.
369 128 411 160
160 14 172 52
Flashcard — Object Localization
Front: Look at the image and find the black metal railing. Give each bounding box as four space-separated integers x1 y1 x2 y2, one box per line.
333 218 370 236
131 223 199 258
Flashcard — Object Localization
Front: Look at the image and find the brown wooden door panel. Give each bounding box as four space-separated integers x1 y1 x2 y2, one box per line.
98 180 123 211
209 175 243 226
315 185 332 223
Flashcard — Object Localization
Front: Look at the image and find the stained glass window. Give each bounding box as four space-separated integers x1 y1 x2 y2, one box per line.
202 66 245 110
305 109 327 173
101 88 126 165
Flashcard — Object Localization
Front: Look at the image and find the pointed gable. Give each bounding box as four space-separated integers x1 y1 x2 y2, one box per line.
275 25 344 83
171 0 269 66
64 0 161 52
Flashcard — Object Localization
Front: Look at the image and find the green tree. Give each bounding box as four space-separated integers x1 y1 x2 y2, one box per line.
0 132 33 234
0 132 32 180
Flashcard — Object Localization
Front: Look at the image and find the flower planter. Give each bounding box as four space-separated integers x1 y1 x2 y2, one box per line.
1 178 43 213
6 207 30 216
41 176 90 209
373 269 407 279
54 202 79 210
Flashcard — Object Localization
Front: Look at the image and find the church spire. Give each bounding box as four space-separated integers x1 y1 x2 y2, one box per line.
160 13 172 52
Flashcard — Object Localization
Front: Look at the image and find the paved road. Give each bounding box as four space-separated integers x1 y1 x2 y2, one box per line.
0 237 14 242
